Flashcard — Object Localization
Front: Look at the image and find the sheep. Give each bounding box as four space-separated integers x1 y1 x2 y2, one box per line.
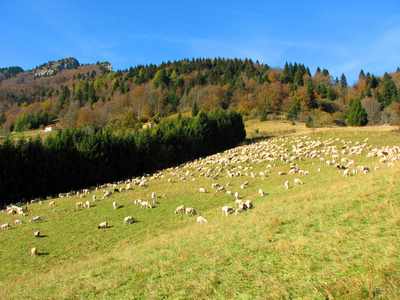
134 199 142 205
226 190 232 195
278 171 287 176
34 231 40 237
123 216 136 225
245 200 253 209
113 201 117 210
199 188 206 193
285 181 290 189
86 201 90 208
47 201 55 207
239 202 248 210
29 216 41 223
31 247 37 258
93 195 96 202
235 199 244 207
185 207 197 216
294 178 303 185
98 222 108 229
140 201 152 209
234 192 240 199
14 220 23 225
0 223 10 229
17 211 25 217
343 169 350 177
151 192 156 199
197 216 208 224
76 202 86 210
222 206 235 216
235 209 246 215
211 183 220 189
174 205 186 214
258 189 265 196
216 186 225 193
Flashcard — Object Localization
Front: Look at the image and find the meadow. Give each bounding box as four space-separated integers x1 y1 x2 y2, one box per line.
1 121 400 299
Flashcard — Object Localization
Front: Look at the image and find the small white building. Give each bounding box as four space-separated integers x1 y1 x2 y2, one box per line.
142 121 155 130
44 124 57 132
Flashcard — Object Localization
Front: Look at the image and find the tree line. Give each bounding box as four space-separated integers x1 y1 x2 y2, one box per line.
0 109 245 205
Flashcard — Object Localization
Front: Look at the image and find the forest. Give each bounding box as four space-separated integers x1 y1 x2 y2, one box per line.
0 57 399 133
0 109 245 204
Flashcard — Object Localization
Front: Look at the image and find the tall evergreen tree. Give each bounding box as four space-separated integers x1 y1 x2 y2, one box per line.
348 98 368 126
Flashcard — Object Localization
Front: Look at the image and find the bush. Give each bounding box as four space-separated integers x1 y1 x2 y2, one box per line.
306 115 314 128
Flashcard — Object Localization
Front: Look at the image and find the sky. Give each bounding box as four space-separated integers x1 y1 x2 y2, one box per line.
1 1 400 85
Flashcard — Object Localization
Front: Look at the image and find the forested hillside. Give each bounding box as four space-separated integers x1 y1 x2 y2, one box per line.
0 58 399 133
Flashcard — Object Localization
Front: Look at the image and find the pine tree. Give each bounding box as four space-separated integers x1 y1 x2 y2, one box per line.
306 115 314 128
192 101 199 117
348 98 368 126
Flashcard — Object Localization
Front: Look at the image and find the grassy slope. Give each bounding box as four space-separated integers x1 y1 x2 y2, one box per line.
1 121 400 299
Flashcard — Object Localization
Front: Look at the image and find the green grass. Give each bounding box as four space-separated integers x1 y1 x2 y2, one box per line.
1 126 400 299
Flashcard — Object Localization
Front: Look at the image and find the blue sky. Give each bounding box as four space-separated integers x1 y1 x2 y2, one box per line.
1 1 399 85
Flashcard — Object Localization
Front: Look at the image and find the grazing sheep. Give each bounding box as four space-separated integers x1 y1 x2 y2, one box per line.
0 223 10 229
34 231 40 237
98 222 108 229
222 206 235 216
47 201 55 207
174 205 186 214
235 199 244 207
113 201 117 210
85 201 90 208
141 201 152 209
234 192 240 199
199 188 206 193
29 216 41 223
216 186 225 193
14 220 23 225
235 209 246 215
294 178 303 185
343 169 350 177
134 199 142 205
285 181 290 189
226 190 232 195
239 202 248 210
123 216 136 225
185 207 197 216
212 183 220 189
92 195 96 202
17 211 25 217
197 216 208 224
52 209 56 214
31 247 37 258
245 200 253 209
258 189 265 196
76 202 86 210
151 192 156 199
278 171 287 176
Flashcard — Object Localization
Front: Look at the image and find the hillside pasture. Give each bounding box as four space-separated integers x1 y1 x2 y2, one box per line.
1 126 400 299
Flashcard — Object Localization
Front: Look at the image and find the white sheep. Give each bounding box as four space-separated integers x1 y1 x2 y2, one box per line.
98 222 108 229
199 188 206 193
134 199 142 205
0 223 10 229
285 181 290 189
235 209 246 215
294 178 303 185
123 216 136 225
343 169 350 177
76 202 86 210
31 247 37 258
234 192 240 199
235 199 244 207
174 205 186 214
245 200 253 209
197 216 207 224
222 206 235 216
14 220 23 225
85 201 90 208
34 231 40 237
151 192 156 199
29 216 41 223
185 207 196 216
113 201 117 210
140 201 152 209
47 201 55 207
258 189 265 196
93 195 96 202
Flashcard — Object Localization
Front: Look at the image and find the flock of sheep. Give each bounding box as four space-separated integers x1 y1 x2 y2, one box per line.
2 133 399 258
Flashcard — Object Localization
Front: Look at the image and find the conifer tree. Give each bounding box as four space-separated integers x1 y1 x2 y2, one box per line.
348 98 368 126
